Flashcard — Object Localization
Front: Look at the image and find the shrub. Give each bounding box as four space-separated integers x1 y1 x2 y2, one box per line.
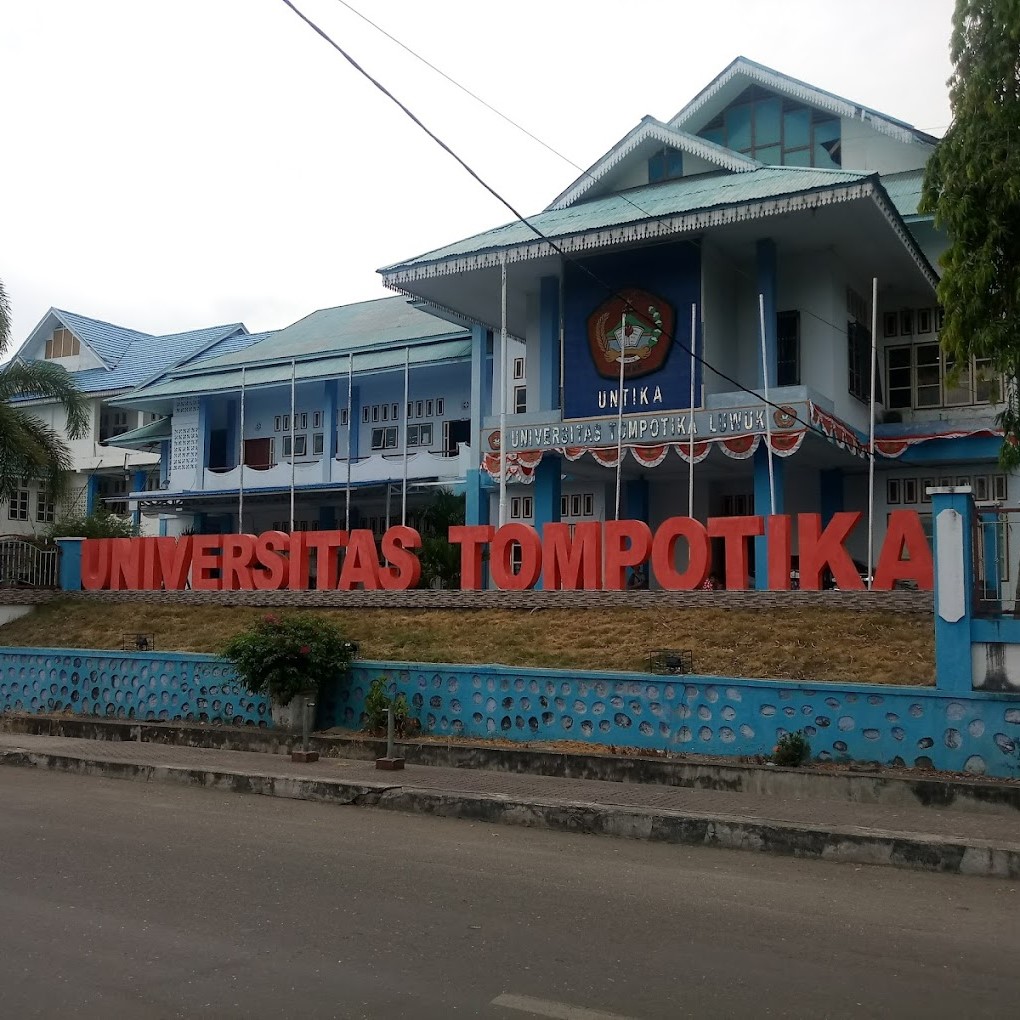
221 613 354 706
48 508 136 539
363 677 418 737
772 730 811 767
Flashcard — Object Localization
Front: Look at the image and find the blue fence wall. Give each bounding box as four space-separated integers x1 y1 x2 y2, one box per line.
0 648 269 726
335 663 1020 778
3 648 1019 777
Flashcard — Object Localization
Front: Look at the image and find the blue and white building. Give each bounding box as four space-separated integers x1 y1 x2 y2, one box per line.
115 297 473 535
2 309 263 536
378 57 1009 584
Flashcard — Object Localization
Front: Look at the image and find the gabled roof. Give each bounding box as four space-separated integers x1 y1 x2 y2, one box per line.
670 56 939 146
383 165 870 274
547 116 760 211
174 296 464 376
50 309 152 368
66 322 248 395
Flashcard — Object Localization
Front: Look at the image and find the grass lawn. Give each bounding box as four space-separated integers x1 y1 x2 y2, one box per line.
0 600 934 685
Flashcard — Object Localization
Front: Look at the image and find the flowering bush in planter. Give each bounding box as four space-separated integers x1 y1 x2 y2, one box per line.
222 614 355 714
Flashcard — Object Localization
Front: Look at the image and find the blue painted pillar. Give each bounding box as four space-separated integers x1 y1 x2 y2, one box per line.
533 455 561 591
624 478 650 524
85 474 100 515
348 385 361 462
159 441 170 487
534 455 561 531
820 468 843 526
325 380 339 463
56 537 83 591
753 445 785 589
756 238 778 388
467 323 490 528
538 275 560 412
931 487 975 693
132 469 146 531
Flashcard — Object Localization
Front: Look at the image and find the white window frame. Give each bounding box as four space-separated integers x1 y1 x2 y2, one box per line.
513 357 525 380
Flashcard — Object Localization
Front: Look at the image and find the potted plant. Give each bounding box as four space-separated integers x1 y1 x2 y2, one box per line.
222 613 355 731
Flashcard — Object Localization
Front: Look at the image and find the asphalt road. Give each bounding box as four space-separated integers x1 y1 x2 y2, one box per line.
0 769 1017 1020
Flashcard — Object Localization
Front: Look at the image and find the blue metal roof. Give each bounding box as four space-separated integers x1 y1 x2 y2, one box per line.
64 322 248 395
53 309 152 368
880 170 926 219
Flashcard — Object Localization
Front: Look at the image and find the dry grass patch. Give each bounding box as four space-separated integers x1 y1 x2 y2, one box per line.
0 599 934 685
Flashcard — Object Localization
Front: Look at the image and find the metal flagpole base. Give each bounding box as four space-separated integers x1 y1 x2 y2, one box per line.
291 750 320 763
375 756 405 771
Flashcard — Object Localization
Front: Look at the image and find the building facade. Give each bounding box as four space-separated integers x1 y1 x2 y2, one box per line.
115 297 473 536
378 57 1008 588
3 309 263 537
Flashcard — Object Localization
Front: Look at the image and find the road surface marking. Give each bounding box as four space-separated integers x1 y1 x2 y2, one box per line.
491 993 637 1020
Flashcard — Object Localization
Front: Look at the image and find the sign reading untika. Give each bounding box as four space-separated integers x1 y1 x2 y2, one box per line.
80 511 933 593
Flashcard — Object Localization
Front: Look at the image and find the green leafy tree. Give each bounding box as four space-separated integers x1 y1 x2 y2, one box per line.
221 613 355 706
920 1 1020 465
417 487 466 589
0 278 90 501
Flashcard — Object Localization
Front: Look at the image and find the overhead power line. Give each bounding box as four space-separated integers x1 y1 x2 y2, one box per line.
278 0 873 459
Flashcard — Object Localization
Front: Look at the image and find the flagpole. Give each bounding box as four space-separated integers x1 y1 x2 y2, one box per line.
758 293 776 516
688 302 696 520
867 276 879 590
498 253 508 527
614 309 626 520
345 352 353 531
289 359 296 533
238 367 245 532
401 346 410 527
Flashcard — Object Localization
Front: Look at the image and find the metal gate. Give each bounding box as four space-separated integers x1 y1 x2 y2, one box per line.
0 536 58 589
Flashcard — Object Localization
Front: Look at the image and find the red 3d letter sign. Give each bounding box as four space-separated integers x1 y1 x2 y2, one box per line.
79 511 933 592
82 528 422 592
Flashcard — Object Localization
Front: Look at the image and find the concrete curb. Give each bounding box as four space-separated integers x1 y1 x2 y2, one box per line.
6 715 1019 817
4 748 1018 880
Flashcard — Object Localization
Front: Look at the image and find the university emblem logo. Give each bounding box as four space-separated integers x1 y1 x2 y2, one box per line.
587 288 675 380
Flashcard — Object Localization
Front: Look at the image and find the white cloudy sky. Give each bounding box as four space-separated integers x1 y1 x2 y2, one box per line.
1 0 955 346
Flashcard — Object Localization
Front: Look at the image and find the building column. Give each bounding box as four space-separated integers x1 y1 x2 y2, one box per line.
820 468 843 526
466 323 492 529
348 385 361 462
931 487 975 693
324 379 339 483
533 455 561 590
225 398 238 469
198 397 211 477
538 275 560 413
753 445 784 589
86 474 100 515
624 478 650 525
131 469 147 531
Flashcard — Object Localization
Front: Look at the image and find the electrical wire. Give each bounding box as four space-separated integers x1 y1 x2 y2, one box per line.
279 0 872 458
327 0 889 346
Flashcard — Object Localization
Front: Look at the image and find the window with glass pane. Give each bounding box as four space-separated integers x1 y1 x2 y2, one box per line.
312 433 324 455
813 118 841 168
886 347 912 409
282 436 292 457
974 358 1000 403
724 103 752 150
915 344 941 407
943 358 973 406
420 424 433 446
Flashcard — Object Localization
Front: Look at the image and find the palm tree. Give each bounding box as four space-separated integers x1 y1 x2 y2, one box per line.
0 278 90 504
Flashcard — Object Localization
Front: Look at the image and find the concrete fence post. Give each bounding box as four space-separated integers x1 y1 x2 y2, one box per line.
55 537 85 592
930 487 974 693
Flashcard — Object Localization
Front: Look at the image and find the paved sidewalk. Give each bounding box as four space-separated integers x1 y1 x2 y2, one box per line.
2 731 1018 877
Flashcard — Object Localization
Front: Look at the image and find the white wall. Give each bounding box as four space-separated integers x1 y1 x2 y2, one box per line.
840 119 931 176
